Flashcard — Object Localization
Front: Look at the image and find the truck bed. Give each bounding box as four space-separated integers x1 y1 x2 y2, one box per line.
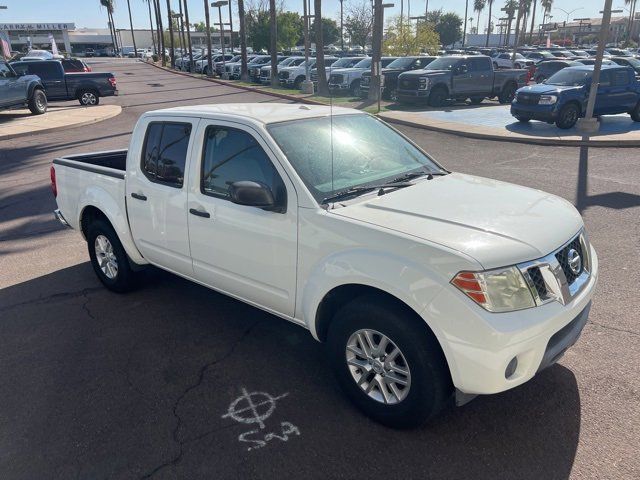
53 149 127 179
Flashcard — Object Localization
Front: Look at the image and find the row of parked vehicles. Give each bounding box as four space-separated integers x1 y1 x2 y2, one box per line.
0 56 117 116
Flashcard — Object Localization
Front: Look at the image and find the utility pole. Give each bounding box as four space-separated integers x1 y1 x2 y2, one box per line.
212 2 229 77
577 3 620 133
183 0 194 73
165 0 176 67
203 0 214 75
238 0 248 80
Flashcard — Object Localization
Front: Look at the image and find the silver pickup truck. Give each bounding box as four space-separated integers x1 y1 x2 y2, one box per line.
397 55 529 106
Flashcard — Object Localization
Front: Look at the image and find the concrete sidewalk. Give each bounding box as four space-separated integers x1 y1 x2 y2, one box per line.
0 105 122 141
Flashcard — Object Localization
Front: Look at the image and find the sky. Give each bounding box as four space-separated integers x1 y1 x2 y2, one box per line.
0 0 625 34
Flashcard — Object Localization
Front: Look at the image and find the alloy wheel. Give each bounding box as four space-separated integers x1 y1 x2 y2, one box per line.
94 235 118 279
81 92 97 105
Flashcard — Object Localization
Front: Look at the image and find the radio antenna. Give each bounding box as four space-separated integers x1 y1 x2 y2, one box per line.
330 67 334 194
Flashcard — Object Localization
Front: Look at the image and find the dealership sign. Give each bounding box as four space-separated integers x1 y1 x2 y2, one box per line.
0 23 75 31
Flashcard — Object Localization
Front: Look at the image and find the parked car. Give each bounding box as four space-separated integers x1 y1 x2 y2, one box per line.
492 52 533 69
524 51 556 63
224 55 258 77
360 56 437 101
610 56 640 76
0 60 48 115
10 60 117 106
573 58 615 66
51 103 598 427
259 56 305 84
511 65 640 129
195 53 234 75
85 48 95 58
61 58 92 73
279 57 337 89
532 60 581 83
247 55 286 82
397 55 528 106
325 56 394 96
216 54 242 76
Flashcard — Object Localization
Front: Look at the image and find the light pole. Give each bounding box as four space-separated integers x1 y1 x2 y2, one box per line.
555 7 583 45
573 18 590 47
171 14 184 54
212 1 229 78
577 5 622 133
227 1 234 52
370 1 395 111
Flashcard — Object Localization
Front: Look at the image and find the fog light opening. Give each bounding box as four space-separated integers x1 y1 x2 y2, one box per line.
505 357 518 379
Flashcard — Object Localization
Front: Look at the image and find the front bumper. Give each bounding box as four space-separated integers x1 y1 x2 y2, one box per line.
397 88 430 100
329 83 350 91
425 244 598 396
511 102 560 122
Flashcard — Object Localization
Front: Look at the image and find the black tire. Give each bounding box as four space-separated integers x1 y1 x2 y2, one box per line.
293 76 304 90
428 86 448 107
516 115 531 123
350 80 361 97
78 89 100 106
555 103 580 129
469 96 484 105
28 88 47 115
203 66 209 75
630 101 640 122
498 82 517 104
327 295 452 428
87 219 137 293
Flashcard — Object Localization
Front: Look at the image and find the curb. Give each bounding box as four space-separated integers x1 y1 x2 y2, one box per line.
379 113 640 148
146 61 325 106
1 105 123 141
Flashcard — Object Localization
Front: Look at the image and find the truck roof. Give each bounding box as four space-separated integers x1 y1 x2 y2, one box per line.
148 103 362 124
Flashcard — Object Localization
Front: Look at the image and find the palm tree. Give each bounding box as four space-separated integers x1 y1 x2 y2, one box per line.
540 0 552 42
144 0 157 54
503 0 518 46
314 0 329 96
474 0 486 36
484 0 494 46
626 0 637 43
238 0 248 81
183 0 193 72
126 0 138 55
269 0 278 87
100 0 118 54
527 0 537 43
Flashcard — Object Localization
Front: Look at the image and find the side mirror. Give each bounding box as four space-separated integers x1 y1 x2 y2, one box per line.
229 181 277 211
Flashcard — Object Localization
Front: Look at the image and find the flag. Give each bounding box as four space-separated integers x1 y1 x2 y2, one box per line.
49 33 59 55
0 31 11 59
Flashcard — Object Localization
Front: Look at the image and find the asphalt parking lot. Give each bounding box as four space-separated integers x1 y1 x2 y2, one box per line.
1 58 639 480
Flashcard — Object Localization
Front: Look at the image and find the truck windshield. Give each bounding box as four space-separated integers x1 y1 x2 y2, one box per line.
354 58 372 68
423 57 459 71
331 57 360 68
386 57 416 69
546 69 592 86
267 114 445 203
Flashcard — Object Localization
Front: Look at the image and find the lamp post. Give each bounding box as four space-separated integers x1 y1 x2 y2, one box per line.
370 1 395 111
555 7 583 45
227 1 234 52
573 18 590 47
577 4 622 133
212 1 229 78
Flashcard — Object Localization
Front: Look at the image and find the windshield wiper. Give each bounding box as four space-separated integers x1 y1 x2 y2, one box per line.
321 182 414 204
389 170 448 183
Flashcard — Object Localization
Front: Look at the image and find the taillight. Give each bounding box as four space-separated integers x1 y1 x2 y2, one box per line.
108 77 116 88
50 165 57 198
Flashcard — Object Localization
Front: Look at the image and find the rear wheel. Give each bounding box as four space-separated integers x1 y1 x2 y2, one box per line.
327 295 452 428
78 89 100 106
630 101 640 122
469 96 484 105
28 88 47 115
87 219 136 293
293 76 304 89
556 103 580 129
428 86 448 107
498 83 517 104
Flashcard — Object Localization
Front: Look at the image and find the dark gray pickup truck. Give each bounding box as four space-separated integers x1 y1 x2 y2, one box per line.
0 60 47 115
397 55 529 106
10 60 117 106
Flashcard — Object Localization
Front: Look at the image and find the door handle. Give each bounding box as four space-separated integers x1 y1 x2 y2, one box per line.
131 192 147 201
189 208 210 218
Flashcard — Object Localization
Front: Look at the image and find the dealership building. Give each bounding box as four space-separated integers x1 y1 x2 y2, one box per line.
0 22 235 55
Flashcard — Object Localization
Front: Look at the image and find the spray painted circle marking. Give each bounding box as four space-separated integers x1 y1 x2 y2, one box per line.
222 388 289 429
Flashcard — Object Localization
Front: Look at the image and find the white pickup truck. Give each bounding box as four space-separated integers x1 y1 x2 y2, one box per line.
52 104 597 427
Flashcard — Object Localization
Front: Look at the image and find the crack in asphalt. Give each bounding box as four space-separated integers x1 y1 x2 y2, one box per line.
0 286 104 313
139 320 262 479
590 321 640 338
81 290 97 321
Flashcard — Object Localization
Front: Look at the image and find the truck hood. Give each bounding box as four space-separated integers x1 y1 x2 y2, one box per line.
330 67 365 74
330 173 583 269
400 69 450 78
518 83 584 95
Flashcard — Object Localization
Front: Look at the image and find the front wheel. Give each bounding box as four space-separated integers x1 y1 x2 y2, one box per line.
327 296 452 428
78 89 100 106
28 88 47 115
428 86 448 107
469 96 484 105
350 80 361 97
630 101 640 122
87 219 137 293
556 103 580 129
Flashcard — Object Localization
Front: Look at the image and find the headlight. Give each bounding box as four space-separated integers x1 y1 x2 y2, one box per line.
451 266 535 313
539 94 557 105
418 77 430 90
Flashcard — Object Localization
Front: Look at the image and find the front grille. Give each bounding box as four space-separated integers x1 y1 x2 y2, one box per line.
555 237 584 284
311 72 318 82
279 71 290 79
517 93 539 105
528 266 548 299
260 69 269 78
399 77 419 90
329 74 344 84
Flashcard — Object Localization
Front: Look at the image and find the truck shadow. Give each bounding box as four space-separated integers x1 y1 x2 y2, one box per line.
0 263 581 479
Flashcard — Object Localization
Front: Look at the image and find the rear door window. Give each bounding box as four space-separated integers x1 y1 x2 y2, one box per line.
141 122 192 188
612 70 629 86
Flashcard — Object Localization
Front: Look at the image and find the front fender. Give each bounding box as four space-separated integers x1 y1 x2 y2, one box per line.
301 248 444 341
78 185 146 265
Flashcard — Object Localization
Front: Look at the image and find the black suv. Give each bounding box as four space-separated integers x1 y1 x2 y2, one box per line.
360 56 437 100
